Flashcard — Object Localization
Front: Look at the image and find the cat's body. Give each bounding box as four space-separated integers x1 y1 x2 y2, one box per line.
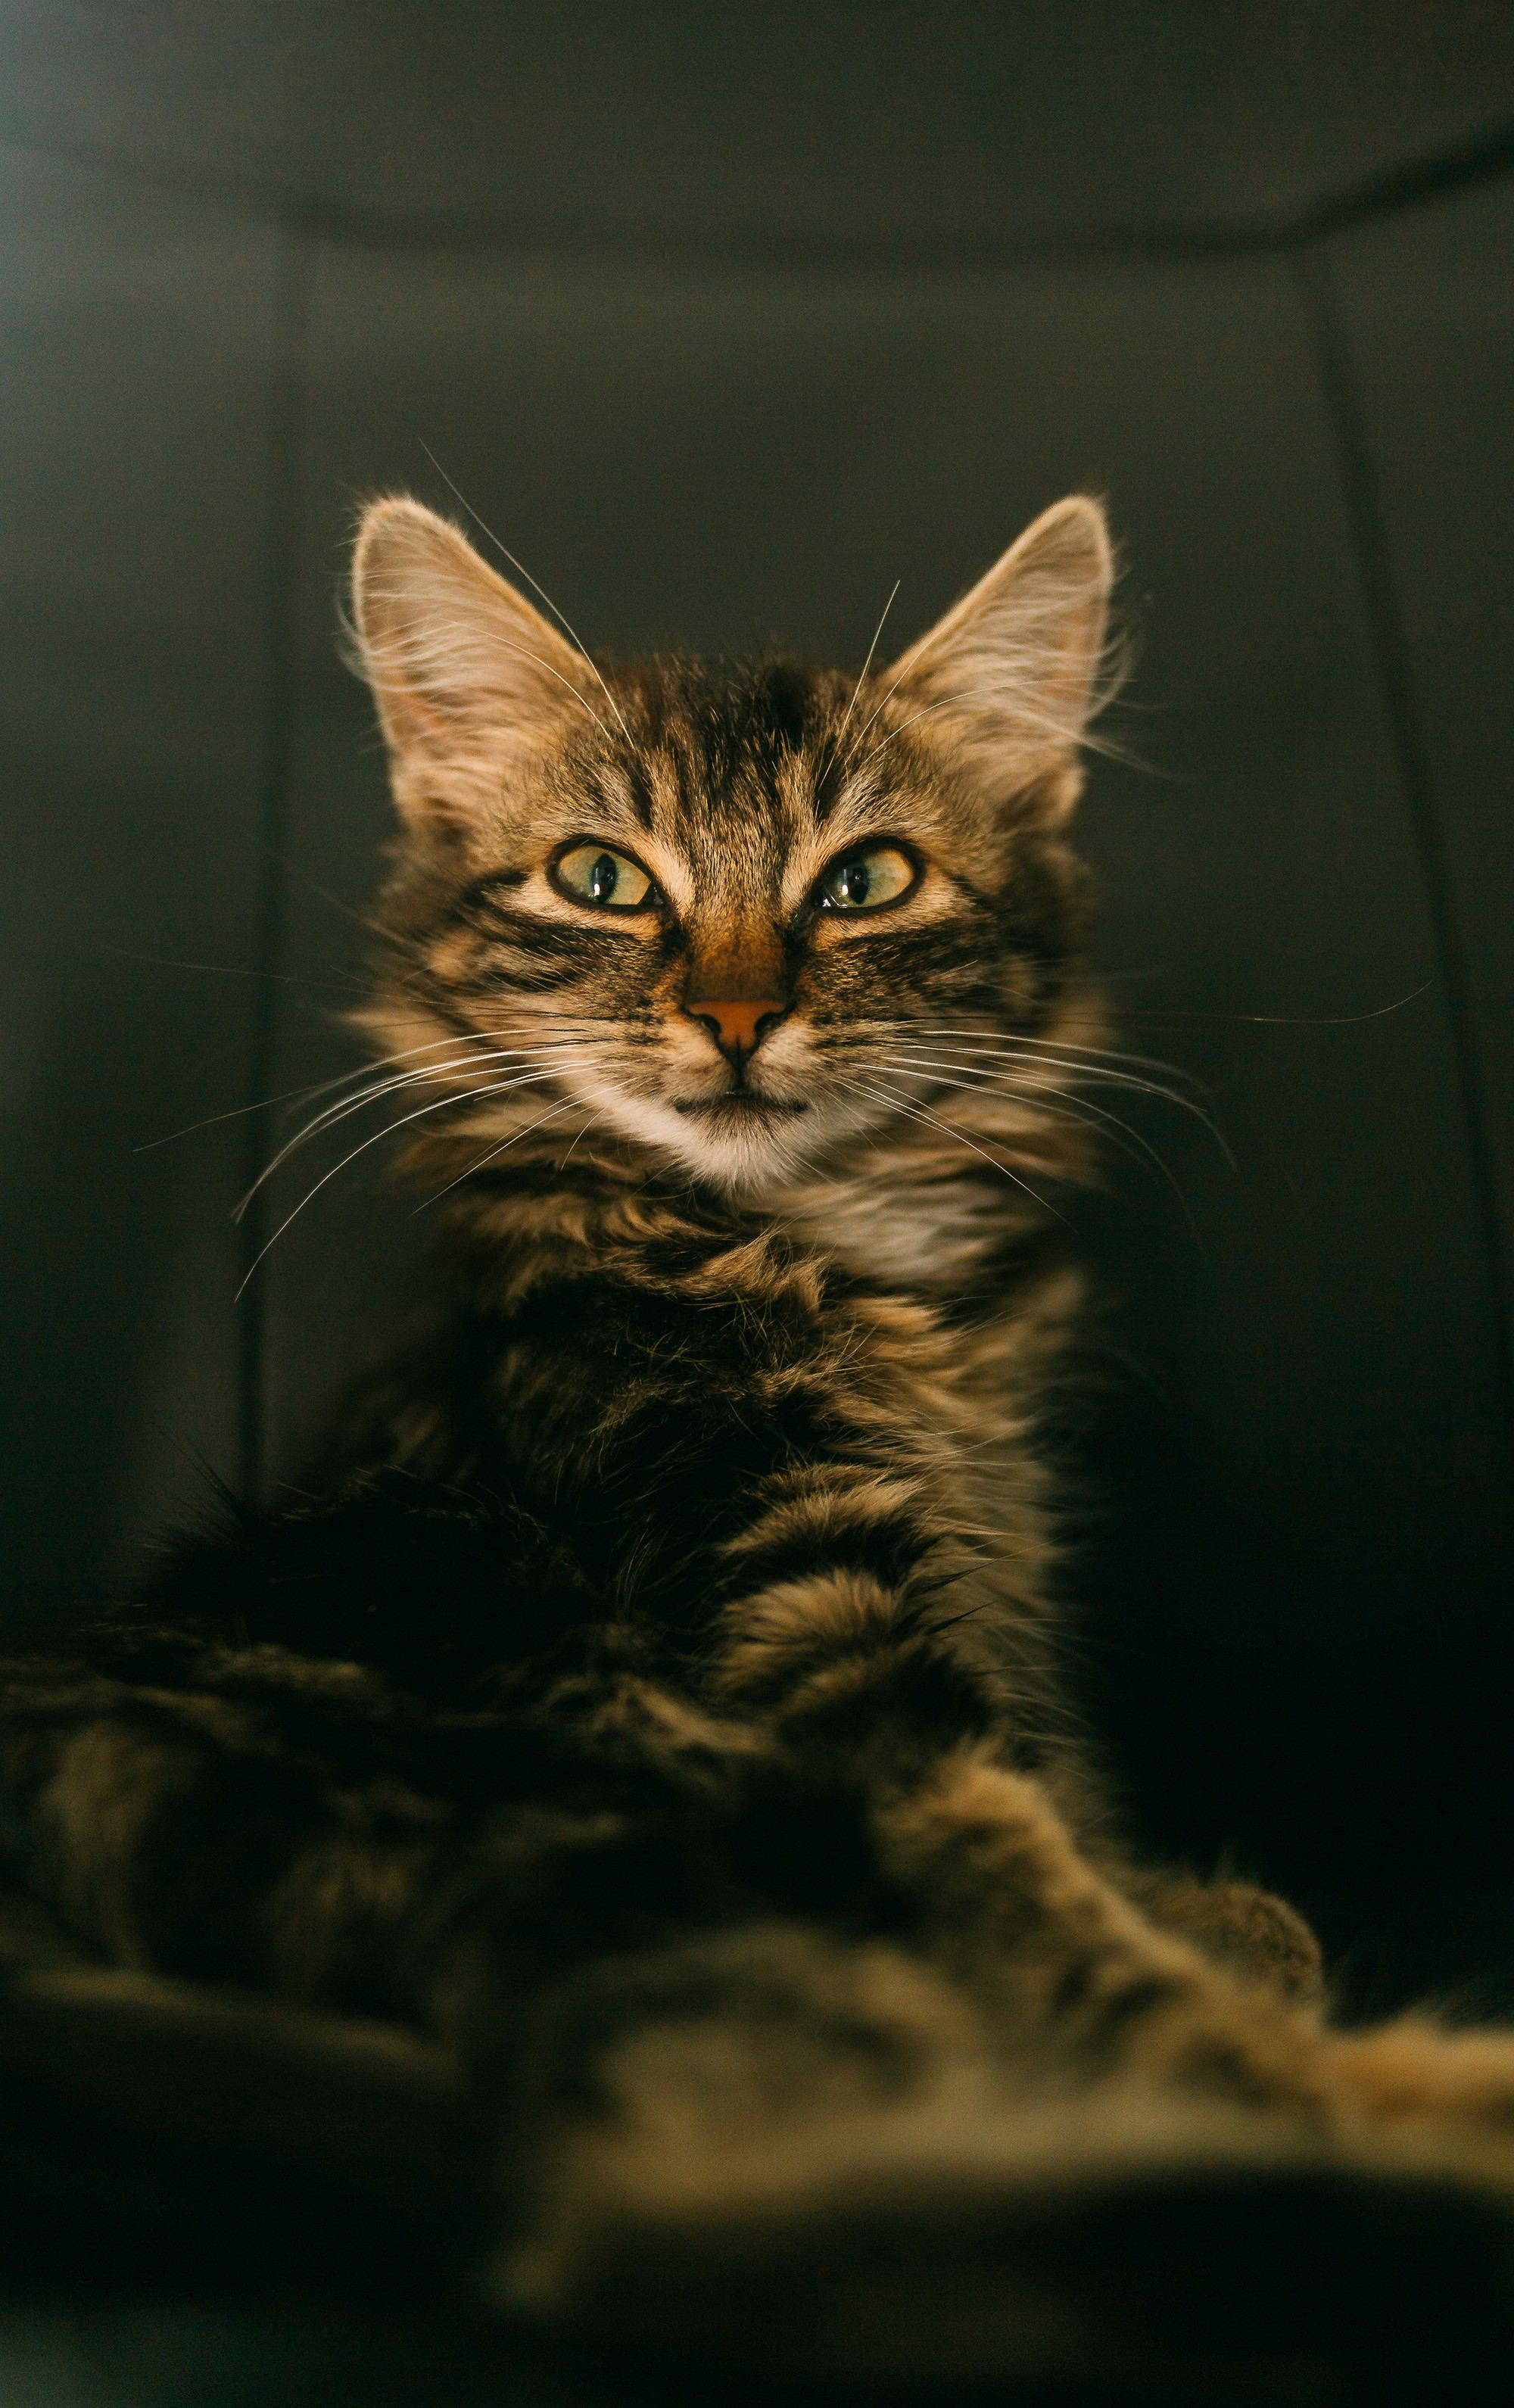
4 497 1514 2387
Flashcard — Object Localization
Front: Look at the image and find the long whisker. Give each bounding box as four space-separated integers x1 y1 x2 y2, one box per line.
846 597 968 753
301 1013 604 1110
880 1039 1230 1157
896 1022 1213 1088
836 1076 1066 1223
145 995 605 1173
236 1040 591 1212
886 1041 1204 1107
887 1036 1201 1098
867 1056 1203 1238
273 1036 590 1148
874 1020 1223 1120
414 1095 589 1213
234 1067 567 1297
136 1075 360 1154
1116 981 1434 1030
874 1047 1162 1141
829 578 900 765
137 1017 594 1154
267 1013 606 1122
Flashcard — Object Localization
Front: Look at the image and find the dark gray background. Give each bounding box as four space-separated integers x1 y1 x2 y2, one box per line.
3 0 1513 2003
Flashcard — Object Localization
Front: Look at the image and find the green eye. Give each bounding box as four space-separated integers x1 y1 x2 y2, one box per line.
553 843 654 911
818 844 917 913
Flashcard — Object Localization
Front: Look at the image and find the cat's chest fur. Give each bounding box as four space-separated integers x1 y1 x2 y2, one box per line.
770 1164 1008 1295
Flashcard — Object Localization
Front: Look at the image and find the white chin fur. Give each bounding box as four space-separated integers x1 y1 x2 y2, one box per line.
569 1074 874 1197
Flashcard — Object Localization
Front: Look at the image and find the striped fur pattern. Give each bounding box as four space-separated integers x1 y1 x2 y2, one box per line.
5 494 1514 2380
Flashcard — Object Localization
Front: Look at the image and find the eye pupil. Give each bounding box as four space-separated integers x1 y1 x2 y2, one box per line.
820 845 913 911
556 842 653 909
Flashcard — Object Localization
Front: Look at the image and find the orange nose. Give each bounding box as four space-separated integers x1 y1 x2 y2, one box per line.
686 997 786 1059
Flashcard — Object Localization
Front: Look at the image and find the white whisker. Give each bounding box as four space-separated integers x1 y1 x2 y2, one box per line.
866 1055 1201 1237
139 1016 600 1156
829 578 900 765
236 1039 592 1213
881 1041 1229 1155
415 1095 590 1212
234 1066 572 1297
845 600 967 754
835 1076 1066 1223
899 1022 1210 1088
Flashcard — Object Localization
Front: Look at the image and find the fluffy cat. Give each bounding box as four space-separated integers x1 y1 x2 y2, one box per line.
3 494 1514 2388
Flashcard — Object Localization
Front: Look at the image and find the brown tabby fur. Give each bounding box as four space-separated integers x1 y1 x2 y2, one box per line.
3 494 1514 2386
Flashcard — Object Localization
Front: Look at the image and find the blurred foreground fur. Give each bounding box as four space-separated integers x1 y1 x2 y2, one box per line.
4 495 1514 2392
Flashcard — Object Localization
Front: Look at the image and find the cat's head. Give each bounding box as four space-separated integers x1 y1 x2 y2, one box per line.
350 494 1113 1203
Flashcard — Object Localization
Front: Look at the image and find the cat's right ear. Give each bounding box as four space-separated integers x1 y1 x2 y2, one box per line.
877 496 1116 818
350 497 598 828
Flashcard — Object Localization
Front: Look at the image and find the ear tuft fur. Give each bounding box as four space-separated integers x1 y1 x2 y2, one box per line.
878 496 1118 816
350 495 602 829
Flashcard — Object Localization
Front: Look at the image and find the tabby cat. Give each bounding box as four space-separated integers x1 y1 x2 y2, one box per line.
5 494 1514 2388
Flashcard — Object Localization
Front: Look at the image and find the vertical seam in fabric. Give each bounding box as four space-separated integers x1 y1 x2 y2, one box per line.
238 215 310 1505
1294 241 1514 1444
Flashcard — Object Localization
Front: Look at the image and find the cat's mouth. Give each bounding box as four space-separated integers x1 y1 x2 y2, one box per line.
673 1092 809 1118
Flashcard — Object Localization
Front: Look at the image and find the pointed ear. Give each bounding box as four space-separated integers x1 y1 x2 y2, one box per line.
880 496 1115 815
350 497 601 826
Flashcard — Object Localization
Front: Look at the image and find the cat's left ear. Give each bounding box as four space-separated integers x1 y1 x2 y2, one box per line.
878 496 1114 818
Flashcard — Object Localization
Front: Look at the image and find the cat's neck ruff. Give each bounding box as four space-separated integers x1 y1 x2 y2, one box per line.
409 1104 1061 1316
766 1161 1014 1293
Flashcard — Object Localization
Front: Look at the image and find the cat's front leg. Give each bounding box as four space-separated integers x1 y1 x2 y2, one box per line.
874 1743 1514 2185
873 1745 1340 2117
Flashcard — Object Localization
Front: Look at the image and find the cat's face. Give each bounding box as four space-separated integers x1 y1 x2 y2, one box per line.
352 496 1111 1199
